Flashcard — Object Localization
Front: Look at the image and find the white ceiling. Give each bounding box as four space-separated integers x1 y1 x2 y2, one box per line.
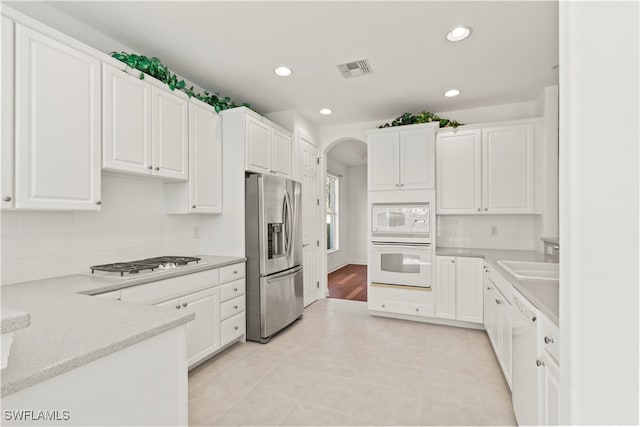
42 1 558 128
327 139 368 167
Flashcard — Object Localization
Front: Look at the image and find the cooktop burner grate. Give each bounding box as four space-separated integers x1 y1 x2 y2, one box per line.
90 256 201 276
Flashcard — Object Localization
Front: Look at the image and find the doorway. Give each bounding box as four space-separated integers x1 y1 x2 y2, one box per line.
324 139 368 302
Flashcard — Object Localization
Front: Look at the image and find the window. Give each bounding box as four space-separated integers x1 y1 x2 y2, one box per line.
326 174 339 252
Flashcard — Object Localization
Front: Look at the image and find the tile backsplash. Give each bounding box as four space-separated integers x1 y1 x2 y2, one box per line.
437 214 540 251
1 175 201 285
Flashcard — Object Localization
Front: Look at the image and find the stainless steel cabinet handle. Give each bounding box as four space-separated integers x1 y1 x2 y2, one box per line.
192 205 196 209
544 336 554 344
175 305 181 309
95 201 102 205
233 287 238 292
495 298 502 304
234 305 238 309
536 359 545 367
147 165 153 170
155 167 160 171
234 326 239 330
182 302 188 308
2 196 11 202
302 243 310 247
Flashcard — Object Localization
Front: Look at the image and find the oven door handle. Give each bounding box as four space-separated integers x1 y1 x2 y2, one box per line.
371 241 431 247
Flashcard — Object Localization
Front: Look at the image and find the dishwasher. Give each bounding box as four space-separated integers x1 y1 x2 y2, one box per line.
511 289 540 426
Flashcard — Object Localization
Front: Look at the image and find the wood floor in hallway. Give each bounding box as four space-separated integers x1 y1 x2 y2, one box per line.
327 264 367 301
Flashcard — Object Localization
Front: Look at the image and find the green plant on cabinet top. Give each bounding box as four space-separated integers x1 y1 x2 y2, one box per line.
111 52 250 113
379 111 462 129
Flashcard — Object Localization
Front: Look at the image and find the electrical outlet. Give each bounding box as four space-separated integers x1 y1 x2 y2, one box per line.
490 225 498 236
192 227 199 239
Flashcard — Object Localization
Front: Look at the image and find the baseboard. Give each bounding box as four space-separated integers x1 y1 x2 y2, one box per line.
348 259 367 265
327 261 349 274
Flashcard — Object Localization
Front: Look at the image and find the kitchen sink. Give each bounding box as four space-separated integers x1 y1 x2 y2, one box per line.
497 260 559 281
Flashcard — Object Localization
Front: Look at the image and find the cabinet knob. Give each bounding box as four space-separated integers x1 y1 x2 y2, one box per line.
415 308 419 312
381 304 386 308
544 336 554 344
95 201 102 205
451 260 455 263
234 305 238 309
233 270 238 274
155 167 160 171
233 287 238 292
2 196 11 202
147 165 153 170
182 302 188 308
234 326 239 330
484 208 488 211
477 208 481 212
400 184 404 187
192 205 196 209
495 298 502 305
175 304 181 309
536 359 545 367
486 286 491 290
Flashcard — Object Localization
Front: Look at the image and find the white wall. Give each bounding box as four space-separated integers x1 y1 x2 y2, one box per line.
346 165 368 264
1 175 200 285
437 215 537 251
559 1 639 424
326 159 349 272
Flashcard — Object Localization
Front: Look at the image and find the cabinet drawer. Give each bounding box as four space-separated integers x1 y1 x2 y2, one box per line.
221 312 245 345
220 295 245 321
369 299 435 318
120 269 220 304
220 263 245 283
220 278 246 302
540 314 559 363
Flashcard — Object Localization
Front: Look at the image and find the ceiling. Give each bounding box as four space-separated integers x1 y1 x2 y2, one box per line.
327 139 368 167
41 1 558 128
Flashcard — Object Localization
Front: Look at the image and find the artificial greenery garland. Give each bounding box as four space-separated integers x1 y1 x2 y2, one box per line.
111 52 250 113
379 111 462 129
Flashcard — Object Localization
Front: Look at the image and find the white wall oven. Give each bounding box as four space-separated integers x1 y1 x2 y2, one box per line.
370 202 432 288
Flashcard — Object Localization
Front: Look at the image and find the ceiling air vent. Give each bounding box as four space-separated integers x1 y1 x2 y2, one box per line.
336 58 372 79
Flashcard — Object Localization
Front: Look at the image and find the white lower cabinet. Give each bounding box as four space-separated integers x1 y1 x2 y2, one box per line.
368 284 435 319
219 263 247 347
435 256 484 323
483 264 512 386
538 314 560 425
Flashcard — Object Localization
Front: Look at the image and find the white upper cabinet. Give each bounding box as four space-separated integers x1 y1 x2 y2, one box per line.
368 132 399 190
437 121 537 214
436 129 482 214
14 24 101 210
368 124 437 191
1 16 15 210
221 107 292 178
189 100 222 213
271 128 292 177
152 86 188 180
482 123 534 213
102 65 188 181
102 63 152 175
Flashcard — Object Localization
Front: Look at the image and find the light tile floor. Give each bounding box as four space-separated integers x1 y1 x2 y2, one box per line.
189 298 517 426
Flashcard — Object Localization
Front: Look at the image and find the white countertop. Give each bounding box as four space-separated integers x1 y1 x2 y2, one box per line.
1 307 30 335
436 247 559 325
0 255 246 397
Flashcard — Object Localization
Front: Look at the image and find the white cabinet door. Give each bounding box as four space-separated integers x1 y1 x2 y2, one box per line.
102 64 152 175
400 127 435 189
500 300 513 384
189 102 222 213
482 123 534 213
152 86 188 180
14 24 101 210
455 257 484 323
368 132 399 190
1 16 15 210
181 287 220 366
483 265 494 336
436 129 482 214
540 353 560 426
435 256 456 319
271 129 292 177
246 117 271 173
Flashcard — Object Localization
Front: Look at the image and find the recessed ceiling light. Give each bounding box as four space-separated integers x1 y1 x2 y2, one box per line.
319 108 333 115
446 26 472 42
444 89 461 97
274 66 292 77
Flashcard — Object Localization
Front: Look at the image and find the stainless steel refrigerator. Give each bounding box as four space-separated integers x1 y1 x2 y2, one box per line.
245 173 303 343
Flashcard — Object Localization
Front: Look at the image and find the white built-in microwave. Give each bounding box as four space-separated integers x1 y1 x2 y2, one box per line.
371 203 431 244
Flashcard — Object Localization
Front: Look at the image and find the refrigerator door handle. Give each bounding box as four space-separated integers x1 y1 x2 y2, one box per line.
284 190 293 258
266 265 303 283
